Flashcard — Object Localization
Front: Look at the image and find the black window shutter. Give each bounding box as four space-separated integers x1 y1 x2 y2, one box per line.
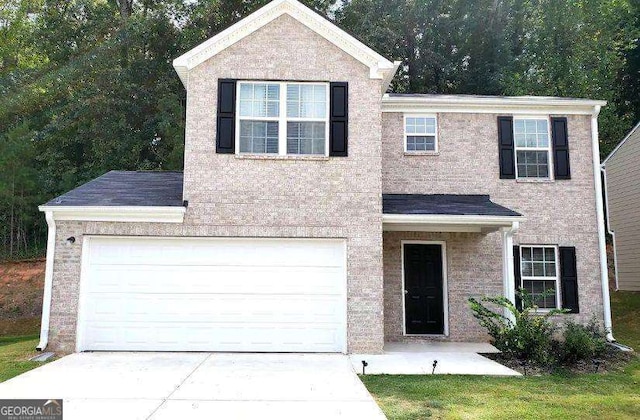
329 82 348 157
559 246 579 313
513 245 522 310
551 117 571 179
498 116 516 179
216 79 236 154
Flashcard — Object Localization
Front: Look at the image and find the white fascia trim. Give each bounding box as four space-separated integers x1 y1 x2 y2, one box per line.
381 95 607 115
38 206 186 223
381 61 403 94
172 0 396 86
601 121 640 166
36 211 55 351
383 214 524 226
591 109 615 341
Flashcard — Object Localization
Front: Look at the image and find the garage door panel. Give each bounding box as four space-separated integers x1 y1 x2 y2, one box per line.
86 265 343 295
83 294 344 324
82 322 342 352
88 238 344 267
78 237 347 352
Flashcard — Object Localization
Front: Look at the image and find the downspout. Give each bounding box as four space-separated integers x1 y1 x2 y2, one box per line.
600 166 619 290
36 211 56 351
591 107 615 342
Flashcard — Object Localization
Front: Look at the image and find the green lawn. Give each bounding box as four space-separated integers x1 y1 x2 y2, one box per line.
363 290 640 420
0 334 43 382
611 290 640 350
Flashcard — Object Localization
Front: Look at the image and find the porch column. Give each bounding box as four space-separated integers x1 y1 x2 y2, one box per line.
501 222 519 324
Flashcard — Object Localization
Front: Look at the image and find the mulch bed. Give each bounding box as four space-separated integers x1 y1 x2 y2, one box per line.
482 346 634 375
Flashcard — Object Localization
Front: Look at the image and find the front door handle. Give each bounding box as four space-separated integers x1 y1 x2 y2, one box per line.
404 289 409 295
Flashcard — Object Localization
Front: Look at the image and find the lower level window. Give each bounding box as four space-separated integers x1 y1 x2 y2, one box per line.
287 122 326 155
520 246 559 309
516 151 549 178
240 121 279 154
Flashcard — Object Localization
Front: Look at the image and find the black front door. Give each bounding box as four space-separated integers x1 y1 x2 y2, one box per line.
403 244 445 335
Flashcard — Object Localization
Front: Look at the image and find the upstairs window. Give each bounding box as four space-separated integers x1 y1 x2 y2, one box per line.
405 116 438 153
514 118 551 179
238 83 280 154
237 81 328 156
520 246 560 309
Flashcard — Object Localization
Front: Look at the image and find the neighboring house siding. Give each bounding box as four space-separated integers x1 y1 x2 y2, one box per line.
47 15 385 354
605 126 640 291
381 113 604 332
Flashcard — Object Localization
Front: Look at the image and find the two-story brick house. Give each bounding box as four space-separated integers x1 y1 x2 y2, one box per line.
37 0 612 354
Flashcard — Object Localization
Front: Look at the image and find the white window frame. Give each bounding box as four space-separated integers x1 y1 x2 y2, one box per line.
235 81 330 156
403 114 438 153
513 116 554 180
519 244 561 311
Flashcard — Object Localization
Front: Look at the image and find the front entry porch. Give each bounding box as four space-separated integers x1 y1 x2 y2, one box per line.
382 194 523 344
350 341 521 376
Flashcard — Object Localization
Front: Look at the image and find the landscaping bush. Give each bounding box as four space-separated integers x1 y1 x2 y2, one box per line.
558 318 608 363
469 291 567 366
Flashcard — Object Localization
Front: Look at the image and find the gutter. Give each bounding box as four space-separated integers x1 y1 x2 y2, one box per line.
37 205 186 224
591 106 615 342
382 214 524 226
36 211 56 351
381 95 608 115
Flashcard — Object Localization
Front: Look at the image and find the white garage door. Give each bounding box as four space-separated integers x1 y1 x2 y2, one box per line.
77 237 347 353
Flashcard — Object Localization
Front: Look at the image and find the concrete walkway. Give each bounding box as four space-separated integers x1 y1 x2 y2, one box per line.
0 353 386 420
350 342 521 376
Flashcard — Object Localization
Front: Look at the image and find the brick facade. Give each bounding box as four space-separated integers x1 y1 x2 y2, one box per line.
45 15 605 353
382 112 604 342
47 15 385 354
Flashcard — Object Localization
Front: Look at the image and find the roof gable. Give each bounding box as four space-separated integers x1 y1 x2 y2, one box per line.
602 121 640 166
173 0 398 88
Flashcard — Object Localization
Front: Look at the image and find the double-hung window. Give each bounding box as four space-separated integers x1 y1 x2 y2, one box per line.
404 116 438 152
238 83 280 154
520 246 560 309
237 81 329 156
514 118 551 179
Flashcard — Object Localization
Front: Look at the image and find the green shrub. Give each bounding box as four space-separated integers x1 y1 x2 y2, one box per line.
559 318 608 363
469 291 567 366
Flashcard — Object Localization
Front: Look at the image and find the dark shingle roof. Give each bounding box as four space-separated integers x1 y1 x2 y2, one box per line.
43 171 184 207
383 194 521 217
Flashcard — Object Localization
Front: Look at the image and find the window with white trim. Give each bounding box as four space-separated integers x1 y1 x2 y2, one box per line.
514 118 551 178
237 81 329 156
520 246 560 309
405 116 437 152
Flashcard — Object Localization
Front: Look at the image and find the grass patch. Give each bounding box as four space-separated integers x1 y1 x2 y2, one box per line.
364 290 640 419
0 317 40 337
611 290 640 350
363 362 640 419
0 335 42 382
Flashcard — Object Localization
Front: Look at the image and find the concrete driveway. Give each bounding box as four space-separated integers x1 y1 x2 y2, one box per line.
0 353 386 420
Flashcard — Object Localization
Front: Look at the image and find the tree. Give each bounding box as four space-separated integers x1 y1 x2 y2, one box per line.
0 0 638 260
0 123 43 259
615 0 640 146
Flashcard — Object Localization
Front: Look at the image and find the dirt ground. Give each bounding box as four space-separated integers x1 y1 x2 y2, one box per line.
0 259 44 336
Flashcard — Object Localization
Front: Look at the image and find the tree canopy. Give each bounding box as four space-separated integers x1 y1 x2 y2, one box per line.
0 0 638 259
